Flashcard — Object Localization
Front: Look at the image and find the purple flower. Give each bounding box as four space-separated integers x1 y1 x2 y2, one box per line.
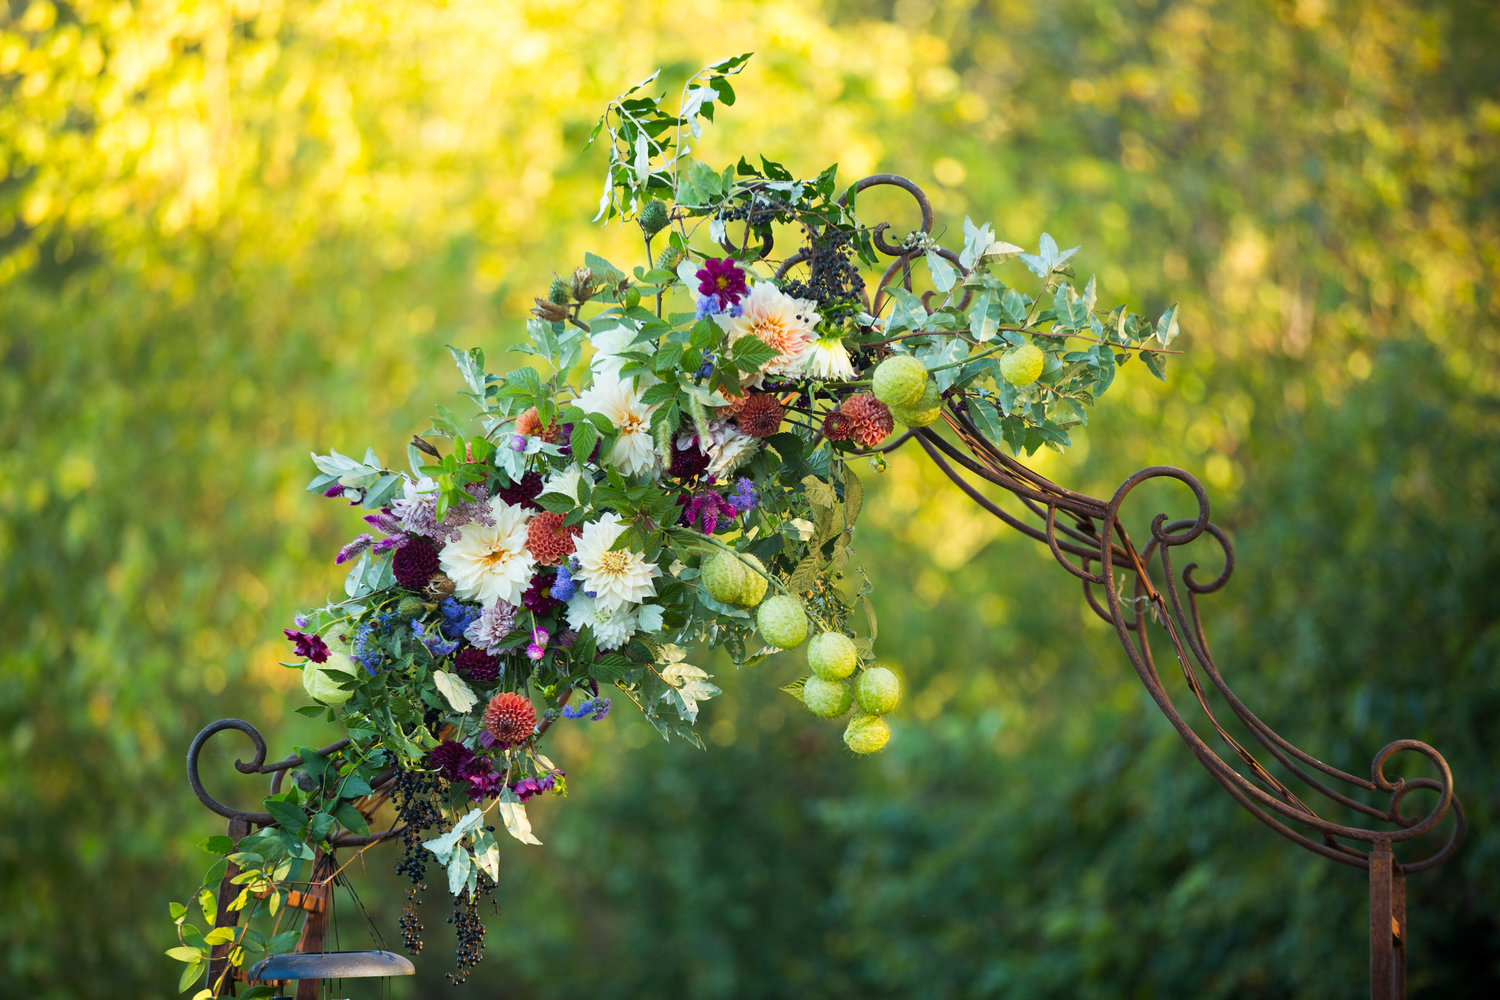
363 511 404 535
728 477 758 513
283 629 329 663
335 533 375 565
411 619 459 657
510 434 527 452
562 696 612 722
526 643 546 661
679 490 738 535
696 257 749 309
463 758 506 800
322 484 346 498
532 626 550 647
511 777 543 801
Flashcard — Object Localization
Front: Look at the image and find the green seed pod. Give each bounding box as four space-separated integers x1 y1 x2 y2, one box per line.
657 245 686 271
639 199 670 238
547 275 570 304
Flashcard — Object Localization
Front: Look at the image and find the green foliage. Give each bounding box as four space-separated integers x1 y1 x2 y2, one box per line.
1 1 1497 998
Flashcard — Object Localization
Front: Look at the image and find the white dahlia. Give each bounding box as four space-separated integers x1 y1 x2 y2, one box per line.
566 593 639 651
541 465 584 503
706 420 760 479
572 512 660 611
438 497 537 606
717 282 821 378
574 371 659 478
803 332 858 381
589 328 646 381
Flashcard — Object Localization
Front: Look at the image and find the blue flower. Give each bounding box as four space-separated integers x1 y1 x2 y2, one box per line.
728 477 758 513
439 597 481 639
551 564 576 602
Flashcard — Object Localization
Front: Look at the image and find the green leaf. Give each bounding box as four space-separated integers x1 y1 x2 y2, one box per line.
1142 350 1168 381
262 798 306 834
178 959 205 993
926 250 958 292
333 800 370 837
166 946 203 963
169 901 187 922
198 835 234 856
730 334 778 375
1154 302 1180 347
203 927 235 946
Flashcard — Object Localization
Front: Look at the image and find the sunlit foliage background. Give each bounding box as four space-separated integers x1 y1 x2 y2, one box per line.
2 1 1497 997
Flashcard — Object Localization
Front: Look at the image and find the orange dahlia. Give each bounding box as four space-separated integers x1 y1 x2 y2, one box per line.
838 393 894 448
483 692 537 748
526 511 582 565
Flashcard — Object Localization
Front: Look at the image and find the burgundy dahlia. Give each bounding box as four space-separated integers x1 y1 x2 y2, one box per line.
283 629 329 663
426 739 475 782
455 647 501 684
392 538 441 591
668 436 711 479
522 571 560 615
497 471 544 510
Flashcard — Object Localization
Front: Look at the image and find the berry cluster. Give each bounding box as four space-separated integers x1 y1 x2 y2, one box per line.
392 769 443 955
780 225 866 317
445 875 494 986
714 194 795 231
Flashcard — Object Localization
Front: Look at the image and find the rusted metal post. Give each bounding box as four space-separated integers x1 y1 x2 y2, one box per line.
1369 838 1406 1000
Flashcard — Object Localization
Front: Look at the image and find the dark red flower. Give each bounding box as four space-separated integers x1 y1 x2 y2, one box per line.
283 629 329 663
497 471 544 510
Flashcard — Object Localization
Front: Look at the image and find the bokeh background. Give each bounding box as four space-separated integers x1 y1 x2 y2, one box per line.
3 0 1498 997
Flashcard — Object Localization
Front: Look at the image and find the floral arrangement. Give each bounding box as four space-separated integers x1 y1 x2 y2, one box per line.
170 55 1178 994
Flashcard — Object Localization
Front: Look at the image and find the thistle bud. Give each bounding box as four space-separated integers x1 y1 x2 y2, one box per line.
571 266 595 302
638 199 669 238
531 298 569 323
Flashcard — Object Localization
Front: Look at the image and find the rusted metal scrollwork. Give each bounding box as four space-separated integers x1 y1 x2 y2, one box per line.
787 173 1462 1000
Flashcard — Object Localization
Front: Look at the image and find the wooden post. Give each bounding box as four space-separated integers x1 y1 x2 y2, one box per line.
207 816 249 997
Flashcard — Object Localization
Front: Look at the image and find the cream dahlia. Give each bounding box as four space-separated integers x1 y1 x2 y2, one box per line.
706 420 760 479
803 332 858 380
717 282 821 378
572 512 661 611
438 498 537 606
574 372 659 478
